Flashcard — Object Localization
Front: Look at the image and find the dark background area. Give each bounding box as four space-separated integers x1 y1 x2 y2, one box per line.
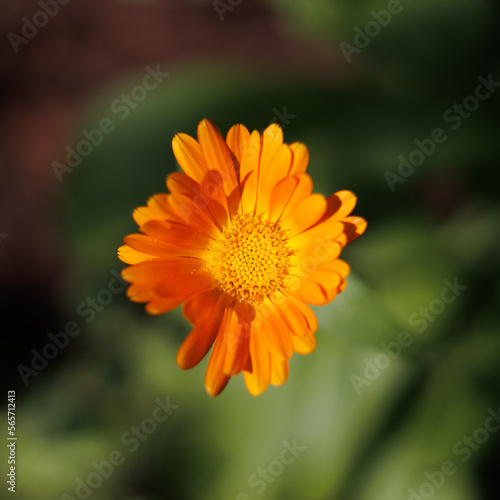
1 1 499 499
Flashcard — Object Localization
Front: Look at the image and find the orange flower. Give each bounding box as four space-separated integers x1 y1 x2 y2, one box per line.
118 119 366 396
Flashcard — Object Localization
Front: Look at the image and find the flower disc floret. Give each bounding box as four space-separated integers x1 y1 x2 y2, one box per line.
209 213 291 305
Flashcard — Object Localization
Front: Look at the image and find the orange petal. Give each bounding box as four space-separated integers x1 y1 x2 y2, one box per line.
197 119 238 196
167 177 229 232
155 270 214 299
289 142 309 175
197 171 229 230
282 193 327 236
292 332 317 355
126 281 157 302
290 240 343 270
172 132 206 184
335 216 368 246
145 296 185 315
324 259 351 278
239 130 261 213
183 288 224 325
169 193 221 238
288 220 344 251
167 170 229 233
226 123 250 165
124 233 209 259
118 244 154 265
226 183 243 218
256 143 292 215
132 194 177 226
309 269 343 303
259 124 284 174
222 301 252 376
166 172 200 198
141 219 212 247
243 331 271 396
122 256 208 283
177 292 227 369
148 193 173 217
205 334 230 397
132 206 154 227
269 355 289 386
289 267 344 304
289 260 350 305
321 190 357 222
279 173 313 221
256 298 293 360
284 294 318 334
255 125 290 214
270 293 309 338
268 175 300 222
201 169 229 213
285 274 329 306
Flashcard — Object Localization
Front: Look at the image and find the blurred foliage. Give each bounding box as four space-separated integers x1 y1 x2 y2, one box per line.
4 0 500 499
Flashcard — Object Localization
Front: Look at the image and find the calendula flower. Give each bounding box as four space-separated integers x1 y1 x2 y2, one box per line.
118 119 366 396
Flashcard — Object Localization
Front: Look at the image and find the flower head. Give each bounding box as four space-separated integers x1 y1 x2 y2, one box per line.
118 119 366 396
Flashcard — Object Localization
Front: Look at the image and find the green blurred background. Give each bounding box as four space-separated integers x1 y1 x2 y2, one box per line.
2 0 500 499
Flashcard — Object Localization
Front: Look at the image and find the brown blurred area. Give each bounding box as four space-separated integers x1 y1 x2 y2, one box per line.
0 0 336 379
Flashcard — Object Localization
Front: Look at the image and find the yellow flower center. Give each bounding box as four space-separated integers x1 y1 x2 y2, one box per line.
209 213 291 305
